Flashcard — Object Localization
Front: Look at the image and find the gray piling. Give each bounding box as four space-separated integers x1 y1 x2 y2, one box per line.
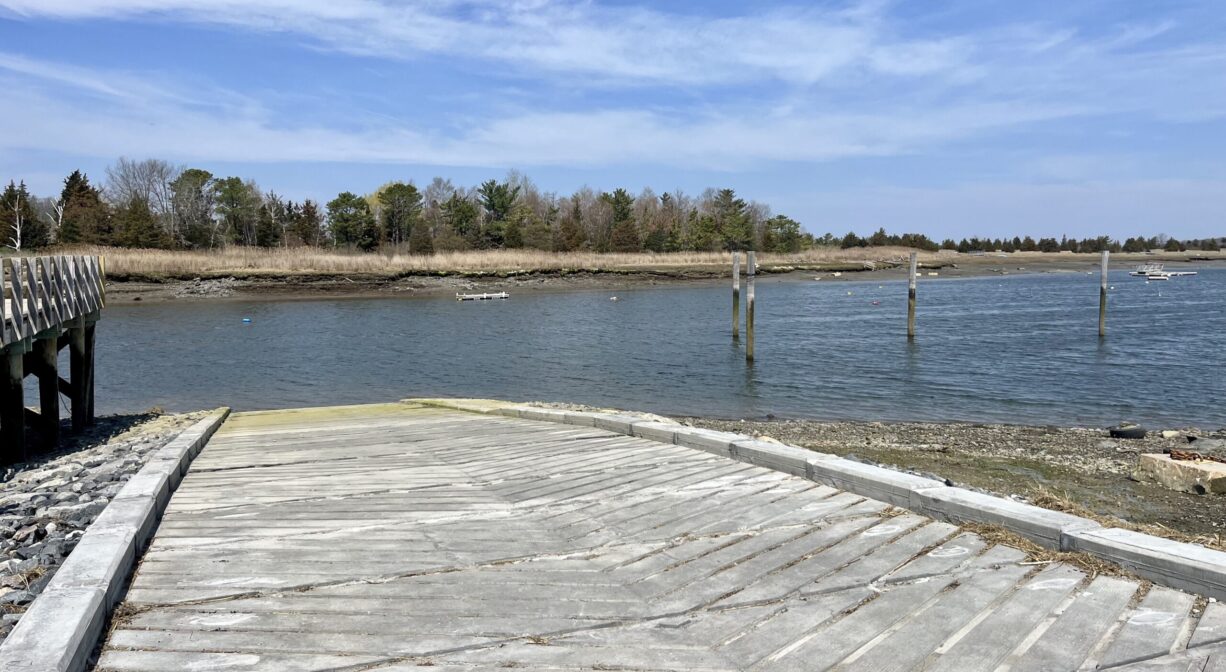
907 252 918 340
746 251 756 362
1099 250 1109 338
732 252 740 341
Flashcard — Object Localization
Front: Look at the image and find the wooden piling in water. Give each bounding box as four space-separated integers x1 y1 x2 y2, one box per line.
907 252 918 340
746 251 756 362
1099 250 1109 338
732 252 740 341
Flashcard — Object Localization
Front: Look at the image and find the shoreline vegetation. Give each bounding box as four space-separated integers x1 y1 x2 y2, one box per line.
57 245 1226 303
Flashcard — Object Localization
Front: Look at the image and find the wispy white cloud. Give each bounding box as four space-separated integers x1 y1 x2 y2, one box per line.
0 52 1082 168
0 0 970 86
1 1 1225 237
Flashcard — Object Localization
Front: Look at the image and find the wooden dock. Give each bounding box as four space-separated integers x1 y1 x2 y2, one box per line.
94 403 1224 671
1 255 105 461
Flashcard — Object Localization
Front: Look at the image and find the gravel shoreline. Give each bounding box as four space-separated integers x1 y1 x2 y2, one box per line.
680 417 1226 547
0 412 205 642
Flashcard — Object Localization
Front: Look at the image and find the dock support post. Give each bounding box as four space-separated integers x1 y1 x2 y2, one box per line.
84 321 96 424
746 251 755 362
35 335 59 450
907 252 918 340
732 252 741 341
1 347 25 463
1099 250 1109 338
70 322 86 432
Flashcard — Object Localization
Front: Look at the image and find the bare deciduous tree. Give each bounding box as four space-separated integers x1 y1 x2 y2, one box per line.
106 157 181 242
7 191 23 250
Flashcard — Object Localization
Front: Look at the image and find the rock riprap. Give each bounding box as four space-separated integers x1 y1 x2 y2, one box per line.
0 412 202 642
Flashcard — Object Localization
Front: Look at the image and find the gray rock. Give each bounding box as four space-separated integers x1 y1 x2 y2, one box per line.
11 526 41 544
0 589 33 606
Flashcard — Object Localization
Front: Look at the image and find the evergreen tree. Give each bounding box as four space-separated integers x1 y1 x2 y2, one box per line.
378 182 424 246
327 191 378 251
58 171 111 245
554 197 585 251
441 192 480 248
711 189 752 250
408 218 434 255
602 188 639 252
213 177 260 245
255 203 282 248
114 197 167 248
840 231 866 248
477 179 520 248
762 215 803 252
293 200 324 246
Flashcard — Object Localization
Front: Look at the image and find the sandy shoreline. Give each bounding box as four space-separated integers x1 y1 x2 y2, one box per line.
103 253 1226 304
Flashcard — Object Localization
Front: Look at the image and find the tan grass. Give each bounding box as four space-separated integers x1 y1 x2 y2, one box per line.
959 521 1144 580
57 245 936 278
1029 486 1226 552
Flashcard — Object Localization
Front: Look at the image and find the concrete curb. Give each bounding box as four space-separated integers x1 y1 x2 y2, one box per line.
410 398 1226 601
0 408 231 672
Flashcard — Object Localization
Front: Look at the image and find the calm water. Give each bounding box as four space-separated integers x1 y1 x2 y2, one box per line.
87 269 1226 428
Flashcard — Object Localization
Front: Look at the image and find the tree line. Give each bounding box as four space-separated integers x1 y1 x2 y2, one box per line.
2 158 1220 254
836 229 1222 253
1 158 810 254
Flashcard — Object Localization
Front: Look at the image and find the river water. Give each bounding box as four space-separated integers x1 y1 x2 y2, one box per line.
91 269 1226 428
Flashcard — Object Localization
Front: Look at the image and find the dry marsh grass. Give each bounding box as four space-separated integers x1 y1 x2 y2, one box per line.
65 245 937 278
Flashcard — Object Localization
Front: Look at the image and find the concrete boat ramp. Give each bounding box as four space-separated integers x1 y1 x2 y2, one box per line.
87 402 1225 671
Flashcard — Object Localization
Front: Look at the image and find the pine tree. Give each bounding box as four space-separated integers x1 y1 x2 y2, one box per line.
378 182 423 246
115 197 167 248
327 192 378 251
295 200 324 246
408 219 434 255
554 197 585 252
711 189 752 251
256 204 282 248
601 189 639 252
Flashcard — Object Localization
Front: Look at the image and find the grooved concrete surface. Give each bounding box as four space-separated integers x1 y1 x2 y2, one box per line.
95 403 1225 671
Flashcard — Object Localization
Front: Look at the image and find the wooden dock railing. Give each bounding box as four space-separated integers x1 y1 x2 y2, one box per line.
2 255 105 349
1 255 106 462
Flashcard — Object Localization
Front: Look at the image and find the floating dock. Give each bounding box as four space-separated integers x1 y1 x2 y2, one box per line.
456 291 509 301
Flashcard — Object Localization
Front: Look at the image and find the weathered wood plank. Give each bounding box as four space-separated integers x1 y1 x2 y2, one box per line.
94 404 1180 671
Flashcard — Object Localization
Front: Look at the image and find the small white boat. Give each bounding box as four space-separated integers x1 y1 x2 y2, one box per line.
456 292 509 301
1131 263 1196 280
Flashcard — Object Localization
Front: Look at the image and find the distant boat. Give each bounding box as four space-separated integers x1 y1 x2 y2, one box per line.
456 292 509 301
1130 263 1196 280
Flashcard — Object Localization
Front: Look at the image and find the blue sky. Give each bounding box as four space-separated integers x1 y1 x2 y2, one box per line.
1 0 1224 239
